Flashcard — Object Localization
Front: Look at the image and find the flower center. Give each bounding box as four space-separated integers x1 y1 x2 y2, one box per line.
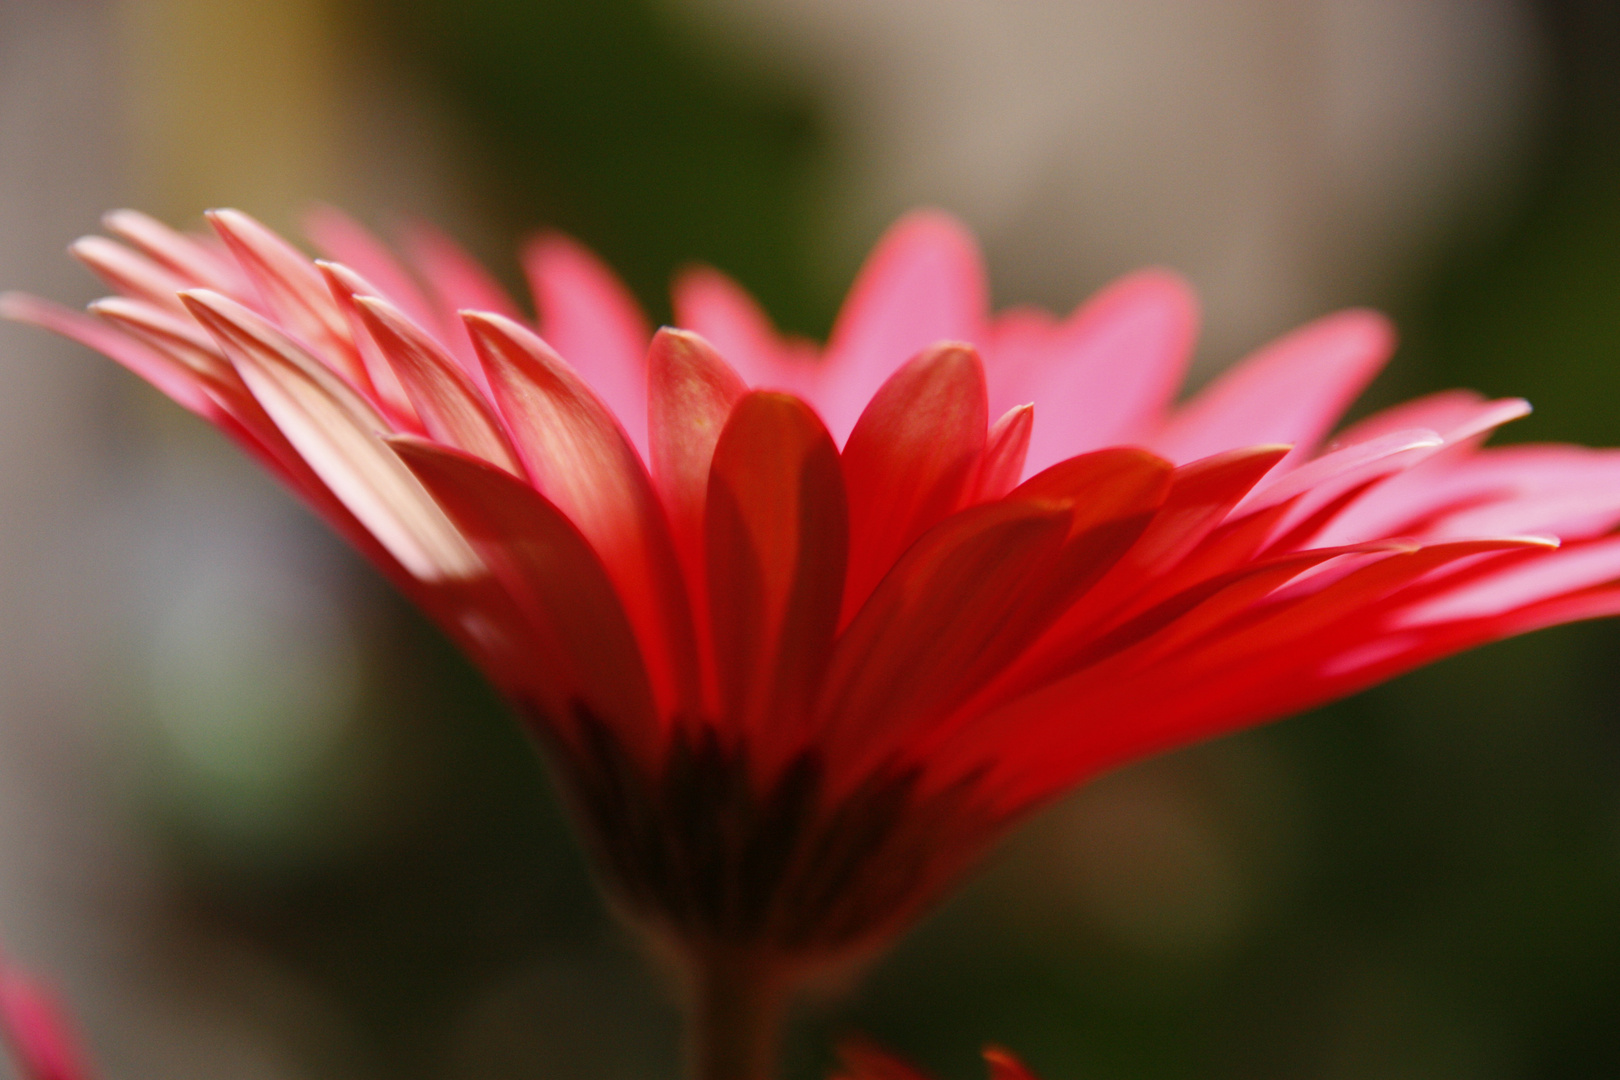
537 702 1003 964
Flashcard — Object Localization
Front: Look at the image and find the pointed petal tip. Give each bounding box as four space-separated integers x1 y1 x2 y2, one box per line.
1499 534 1561 549
100 207 139 230
458 307 509 328
982 1048 1041 1080
651 325 709 349
314 259 391 304
176 287 226 312
891 206 977 243
1114 264 1201 307
1332 306 1398 348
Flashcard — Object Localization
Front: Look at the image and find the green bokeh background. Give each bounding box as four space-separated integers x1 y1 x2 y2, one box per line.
131 2 1620 1078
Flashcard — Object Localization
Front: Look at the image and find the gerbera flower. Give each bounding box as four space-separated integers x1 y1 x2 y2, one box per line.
9 207 1620 1077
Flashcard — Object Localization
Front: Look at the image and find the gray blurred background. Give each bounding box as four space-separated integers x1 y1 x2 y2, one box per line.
1 1 1618 1078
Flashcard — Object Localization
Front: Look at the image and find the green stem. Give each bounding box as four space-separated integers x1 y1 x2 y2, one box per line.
686 953 786 1080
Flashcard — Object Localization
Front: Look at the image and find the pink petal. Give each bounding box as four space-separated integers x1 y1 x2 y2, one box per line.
819 210 989 442
182 289 480 581
1325 443 1620 544
303 205 443 338
465 311 698 716
0 960 91 1080
672 264 818 392
1332 389 1529 448
1150 309 1395 465
401 220 524 321
206 209 370 392
1241 428 1444 513
1394 534 1620 625
998 268 1199 473
316 261 423 430
101 208 244 292
86 297 245 405
1 292 216 416
89 296 408 562
69 236 190 315
400 220 525 382
522 231 652 459
351 294 522 475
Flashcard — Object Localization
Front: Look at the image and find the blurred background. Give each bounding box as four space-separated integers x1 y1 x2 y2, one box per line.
1 1 1619 1078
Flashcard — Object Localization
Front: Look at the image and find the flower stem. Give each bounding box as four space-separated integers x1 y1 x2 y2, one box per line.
685 953 785 1080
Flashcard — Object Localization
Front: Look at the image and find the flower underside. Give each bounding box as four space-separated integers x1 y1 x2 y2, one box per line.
547 704 1001 960
9 206 1620 972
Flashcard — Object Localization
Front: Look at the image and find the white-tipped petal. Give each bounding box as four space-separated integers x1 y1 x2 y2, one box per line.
183 288 481 581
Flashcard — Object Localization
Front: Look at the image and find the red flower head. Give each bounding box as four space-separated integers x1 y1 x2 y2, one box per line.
9 208 1620 1002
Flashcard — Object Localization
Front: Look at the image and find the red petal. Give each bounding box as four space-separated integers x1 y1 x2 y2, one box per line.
391 437 660 759
816 499 1072 788
982 1047 1041 1080
466 311 699 715
836 1039 938 1080
648 328 747 573
819 210 988 442
841 342 988 620
706 392 847 765
973 403 1033 501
